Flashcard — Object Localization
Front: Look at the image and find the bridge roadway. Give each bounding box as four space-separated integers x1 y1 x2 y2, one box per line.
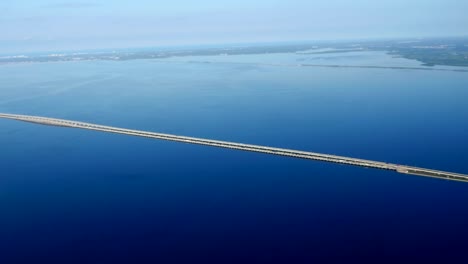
1 113 467 183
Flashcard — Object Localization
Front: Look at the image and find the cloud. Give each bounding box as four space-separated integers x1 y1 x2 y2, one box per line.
42 2 98 9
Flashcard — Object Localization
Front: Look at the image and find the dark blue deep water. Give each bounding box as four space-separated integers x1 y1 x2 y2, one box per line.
1 53 468 263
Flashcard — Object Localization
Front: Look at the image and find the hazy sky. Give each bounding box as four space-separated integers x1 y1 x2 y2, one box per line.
2 0 467 53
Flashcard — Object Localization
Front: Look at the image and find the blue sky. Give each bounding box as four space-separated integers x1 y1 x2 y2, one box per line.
2 0 467 53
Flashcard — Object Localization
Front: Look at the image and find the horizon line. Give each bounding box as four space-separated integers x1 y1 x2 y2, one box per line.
2 35 467 56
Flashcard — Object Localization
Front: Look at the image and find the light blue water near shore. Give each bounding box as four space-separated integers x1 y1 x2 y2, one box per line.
1 53 468 263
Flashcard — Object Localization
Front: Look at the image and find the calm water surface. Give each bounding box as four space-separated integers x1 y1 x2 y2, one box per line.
1 52 468 263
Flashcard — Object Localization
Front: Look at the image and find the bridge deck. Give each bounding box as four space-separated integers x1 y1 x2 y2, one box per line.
1 113 466 183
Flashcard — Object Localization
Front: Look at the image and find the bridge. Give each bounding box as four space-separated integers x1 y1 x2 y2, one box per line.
1 113 467 183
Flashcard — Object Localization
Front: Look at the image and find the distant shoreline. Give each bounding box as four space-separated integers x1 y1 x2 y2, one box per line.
1 38 468 68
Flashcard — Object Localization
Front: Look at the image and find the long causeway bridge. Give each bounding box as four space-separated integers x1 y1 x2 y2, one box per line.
1 113 467 183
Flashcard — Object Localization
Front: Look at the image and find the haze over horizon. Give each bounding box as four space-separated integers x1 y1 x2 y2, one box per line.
2 0 467 53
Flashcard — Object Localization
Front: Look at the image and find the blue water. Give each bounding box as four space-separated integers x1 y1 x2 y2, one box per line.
1 53 468 263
